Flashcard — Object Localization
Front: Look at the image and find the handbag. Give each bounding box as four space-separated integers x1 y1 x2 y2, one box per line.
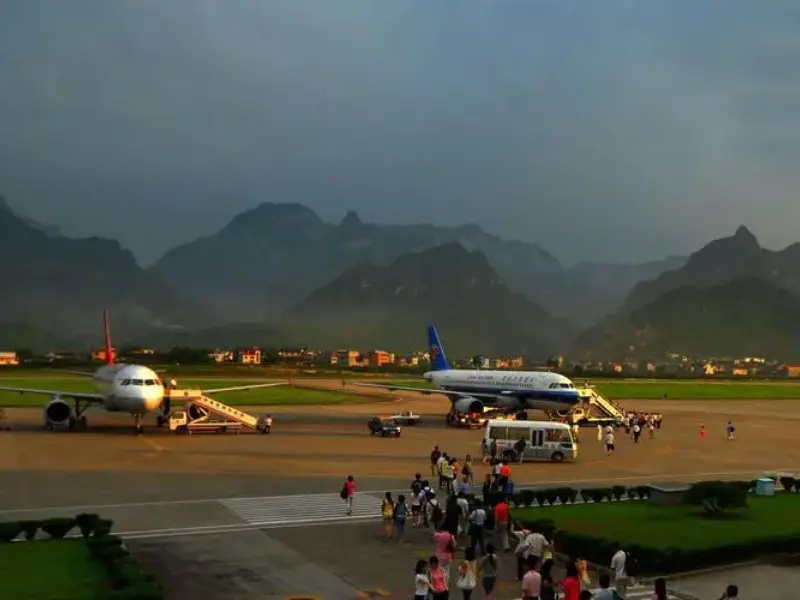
456 563 476 590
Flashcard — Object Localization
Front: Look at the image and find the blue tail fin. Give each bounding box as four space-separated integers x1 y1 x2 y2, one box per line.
427 325 451 371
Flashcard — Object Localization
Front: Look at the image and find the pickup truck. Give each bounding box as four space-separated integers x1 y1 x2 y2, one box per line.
390 411 421 426
368 417 402 437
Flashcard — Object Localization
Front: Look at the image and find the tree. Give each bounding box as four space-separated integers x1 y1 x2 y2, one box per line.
14 348 33 361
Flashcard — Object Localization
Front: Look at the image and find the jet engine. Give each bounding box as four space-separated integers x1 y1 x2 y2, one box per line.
44 397 73 426
453 396 483 414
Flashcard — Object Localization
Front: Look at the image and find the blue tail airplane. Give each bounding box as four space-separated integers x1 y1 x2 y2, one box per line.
354 325 580 419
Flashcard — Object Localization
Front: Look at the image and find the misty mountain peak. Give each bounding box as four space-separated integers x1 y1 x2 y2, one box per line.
340 210 363 229
734 225 758 245
224 202 323 233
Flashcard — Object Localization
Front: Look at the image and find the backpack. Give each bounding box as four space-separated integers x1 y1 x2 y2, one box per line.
339 484 348 500
394 503 407 520
411 480 422 495
625 552 639 578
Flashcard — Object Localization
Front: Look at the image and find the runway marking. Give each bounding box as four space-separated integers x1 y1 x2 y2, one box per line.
0 468 796 515
138 436 165 452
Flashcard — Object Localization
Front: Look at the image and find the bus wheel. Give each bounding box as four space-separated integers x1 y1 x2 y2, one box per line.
551 452 564 462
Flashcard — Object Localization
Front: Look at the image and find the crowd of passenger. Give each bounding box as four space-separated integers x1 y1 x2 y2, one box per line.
340 442 741 600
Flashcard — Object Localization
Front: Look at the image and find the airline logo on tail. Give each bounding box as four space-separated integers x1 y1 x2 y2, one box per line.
103 309 115 365
427 325 451 372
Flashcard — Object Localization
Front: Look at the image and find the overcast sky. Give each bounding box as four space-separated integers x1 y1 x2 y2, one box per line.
1 1 799 266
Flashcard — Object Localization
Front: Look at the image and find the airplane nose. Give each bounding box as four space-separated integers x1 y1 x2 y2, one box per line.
144 396 162 412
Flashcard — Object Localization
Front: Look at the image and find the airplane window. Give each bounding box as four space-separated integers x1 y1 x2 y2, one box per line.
560 384 569 389
132 379 143 386
121 379 131 386
145 379 155 386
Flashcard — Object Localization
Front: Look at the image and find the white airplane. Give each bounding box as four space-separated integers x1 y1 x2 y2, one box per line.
354 325 580 424
0 310 286 433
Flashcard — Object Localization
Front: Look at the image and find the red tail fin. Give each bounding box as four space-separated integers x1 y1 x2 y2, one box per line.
103 309 114 365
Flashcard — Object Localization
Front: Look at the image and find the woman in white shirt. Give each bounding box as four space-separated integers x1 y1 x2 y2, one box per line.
414 559 432 600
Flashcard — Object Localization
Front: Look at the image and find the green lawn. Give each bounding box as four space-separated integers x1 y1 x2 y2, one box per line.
0 539 108 600
0 377 360 406
512 494 800 549
386 378 800 400
595 380 800 400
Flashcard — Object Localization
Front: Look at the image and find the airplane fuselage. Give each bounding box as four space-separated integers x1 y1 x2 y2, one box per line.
91 364 164 414
426 368 580 412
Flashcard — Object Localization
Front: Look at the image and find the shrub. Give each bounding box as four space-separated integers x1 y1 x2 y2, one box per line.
41 517 76 539
558 487 578 505
19 520 40 540
535 490 548 507
589 488 606 504
93 518 114 537
685 481 748 516
0 521 22 542
76 513 100 537
779 476 796 492
611 485 626 501
636 485 650 499
517 490 536 507
749 479 758 492
544 488 559 506
627 487 639 500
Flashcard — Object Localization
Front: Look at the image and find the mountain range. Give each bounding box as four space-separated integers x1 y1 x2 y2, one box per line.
2 194 800 359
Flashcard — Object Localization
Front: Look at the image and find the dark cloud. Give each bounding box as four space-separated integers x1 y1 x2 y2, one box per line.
1 0 799 265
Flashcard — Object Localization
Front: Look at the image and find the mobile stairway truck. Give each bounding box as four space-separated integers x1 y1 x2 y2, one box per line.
564 386 627 427
163 389 271 434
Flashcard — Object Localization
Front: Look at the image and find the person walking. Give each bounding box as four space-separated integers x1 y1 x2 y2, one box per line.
341 475 355 516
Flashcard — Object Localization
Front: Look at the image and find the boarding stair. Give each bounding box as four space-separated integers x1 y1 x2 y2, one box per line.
163 389 267 432
578 386 626 421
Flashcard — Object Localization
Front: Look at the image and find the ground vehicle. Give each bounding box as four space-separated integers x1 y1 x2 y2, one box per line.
169 410 244 434
568 407 622 428
390 411 421 425
368 416 401 437
483 419 577 463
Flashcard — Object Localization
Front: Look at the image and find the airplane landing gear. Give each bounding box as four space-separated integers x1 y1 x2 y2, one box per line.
134 414 144 435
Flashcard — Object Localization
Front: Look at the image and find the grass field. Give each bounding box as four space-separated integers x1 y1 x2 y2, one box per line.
0 377 358 407
0 539 107 600
511 494 800 550
387 378 800 399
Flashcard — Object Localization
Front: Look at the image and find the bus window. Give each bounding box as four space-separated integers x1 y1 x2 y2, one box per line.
545 428 571 443
488 426 510 441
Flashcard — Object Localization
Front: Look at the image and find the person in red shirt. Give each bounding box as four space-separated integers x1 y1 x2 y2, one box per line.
561 561 581 600
493 499 510 551
497 462 512 492
343 475 355 515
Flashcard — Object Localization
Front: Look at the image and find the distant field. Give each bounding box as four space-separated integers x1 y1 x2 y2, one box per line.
0 377 359 407
386 378 800 400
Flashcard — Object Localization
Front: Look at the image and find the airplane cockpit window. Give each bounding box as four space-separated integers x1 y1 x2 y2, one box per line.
145 379 155 386
132 379 143 386
560 383 570 389
121 379 131 386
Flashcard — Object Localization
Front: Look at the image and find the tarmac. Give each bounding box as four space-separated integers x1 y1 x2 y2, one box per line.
2 381 800 599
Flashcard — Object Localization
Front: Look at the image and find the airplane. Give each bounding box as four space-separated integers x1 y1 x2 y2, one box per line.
0 310 286 434
353 325 580 424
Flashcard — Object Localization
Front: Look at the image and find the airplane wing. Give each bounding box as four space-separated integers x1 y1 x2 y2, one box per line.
57 369 96 377
351 382 505 400
0 386 104 402
200 382 287 394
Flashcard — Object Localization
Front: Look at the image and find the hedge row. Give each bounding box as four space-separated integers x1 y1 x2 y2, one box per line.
0 513 162 600
518 517 800 576
474 477 798 510
512 478 800 576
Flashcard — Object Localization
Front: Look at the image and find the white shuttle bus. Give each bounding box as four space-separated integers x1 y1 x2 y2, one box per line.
483 419 577 463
